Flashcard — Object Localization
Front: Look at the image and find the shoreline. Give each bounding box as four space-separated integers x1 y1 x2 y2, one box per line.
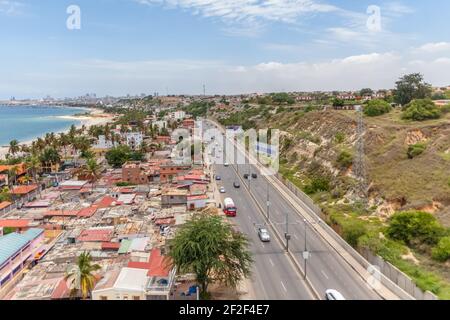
0 108 114 160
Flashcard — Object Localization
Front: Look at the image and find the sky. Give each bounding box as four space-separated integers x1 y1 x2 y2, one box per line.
1 0 450 99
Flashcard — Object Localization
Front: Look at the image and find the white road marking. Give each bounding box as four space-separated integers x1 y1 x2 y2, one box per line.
280 281 287 292
269 258 275 267
321 270 329 280
293 234 299 240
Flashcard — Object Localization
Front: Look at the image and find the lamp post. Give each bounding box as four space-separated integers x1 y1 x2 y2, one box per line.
266 179 270 221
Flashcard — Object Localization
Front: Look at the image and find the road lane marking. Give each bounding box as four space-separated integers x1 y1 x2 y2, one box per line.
293 234 299 240
269 258 274 267
280 281 287 292
321 270 329 280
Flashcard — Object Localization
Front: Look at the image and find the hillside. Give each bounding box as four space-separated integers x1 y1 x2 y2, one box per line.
213 104 450 298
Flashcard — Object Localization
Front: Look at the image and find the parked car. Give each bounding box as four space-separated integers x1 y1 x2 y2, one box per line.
251 173 257 179
219 186 226 193
325 289 346 300
257 228 270 242
215 175 221 181
224 162 229 167
233 182 240 188
243 173 249 179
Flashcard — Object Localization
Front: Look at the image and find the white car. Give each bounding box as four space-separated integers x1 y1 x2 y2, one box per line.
257 228 270 242
325 289 346 300
219 187 226 193
224 162 229 167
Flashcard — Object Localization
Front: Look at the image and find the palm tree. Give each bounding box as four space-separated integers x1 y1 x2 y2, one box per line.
65 252 101 300
25 156 42 184
82 158 101 192
58 132 71 159
39 147 61 173
7 166 18 188
20 144 30 155
8 139 20 156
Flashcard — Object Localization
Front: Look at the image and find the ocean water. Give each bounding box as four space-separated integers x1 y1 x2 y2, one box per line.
0 105 86 146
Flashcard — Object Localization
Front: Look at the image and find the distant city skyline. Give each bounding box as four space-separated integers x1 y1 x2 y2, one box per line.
1 0 450 99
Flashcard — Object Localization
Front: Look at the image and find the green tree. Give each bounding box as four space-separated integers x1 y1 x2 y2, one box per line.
431 236 450 262
364 99 392 117
359 88 374 97
393 73 432 106
65 252 101 299
402 99 441 121
168 214 252 299
8 139 20 156
332 98 345 107
82 158 101 191
105 145 133 168
386 211 446 246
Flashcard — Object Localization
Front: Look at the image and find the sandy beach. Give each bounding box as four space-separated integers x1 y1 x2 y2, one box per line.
0 108 114 160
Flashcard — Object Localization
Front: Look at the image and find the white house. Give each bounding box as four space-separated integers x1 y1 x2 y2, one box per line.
92 135 116 150
170 110 186 120
125 132 143 150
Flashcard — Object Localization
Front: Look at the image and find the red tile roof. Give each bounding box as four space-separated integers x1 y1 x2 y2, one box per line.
77 206 98 218
148 249 171 277
187 194 208 201
0 219 31 228
126 249 172 277
10 184 38 195
77 229 113 242
96 196 121 208
101 242 121 250
0 201 12 210
43 210 79 217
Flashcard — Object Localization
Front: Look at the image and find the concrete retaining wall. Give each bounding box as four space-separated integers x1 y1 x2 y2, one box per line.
275 173 439 300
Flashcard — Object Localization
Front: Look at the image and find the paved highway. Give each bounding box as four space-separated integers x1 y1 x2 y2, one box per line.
203 120 381 300
204 130 315 299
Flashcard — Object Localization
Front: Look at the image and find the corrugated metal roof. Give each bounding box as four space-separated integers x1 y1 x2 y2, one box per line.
22 228 44 241
118 239 132 254
0 233 30 267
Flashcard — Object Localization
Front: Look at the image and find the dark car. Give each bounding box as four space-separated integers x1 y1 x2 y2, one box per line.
251 173 257 179
233 182 240 188
215 175 221 181
243 173 249 179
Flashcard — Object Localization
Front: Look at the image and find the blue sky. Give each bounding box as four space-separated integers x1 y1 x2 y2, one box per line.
1 0 449 98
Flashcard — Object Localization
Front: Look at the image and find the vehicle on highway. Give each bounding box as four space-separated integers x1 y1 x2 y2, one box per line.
251 173 257 179
219 186 226 193
233 182 240 188
257 228 270 242
215 175 221 181
223 197 237 217
325 289 346 300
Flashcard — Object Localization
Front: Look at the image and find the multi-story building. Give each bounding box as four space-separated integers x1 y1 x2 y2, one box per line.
125 132 143 150
122 162 160 185
0 228 44 295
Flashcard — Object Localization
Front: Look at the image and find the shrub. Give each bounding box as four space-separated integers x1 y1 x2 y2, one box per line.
342 220 368 247
363 99 392 117
386 211 446 246
335 132 345 144
432 236 450 262
303 176 331 194
337 150 353 168
402 99 441 121
407 143 426 159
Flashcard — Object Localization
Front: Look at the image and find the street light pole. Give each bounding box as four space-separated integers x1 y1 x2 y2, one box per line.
266 179 270 221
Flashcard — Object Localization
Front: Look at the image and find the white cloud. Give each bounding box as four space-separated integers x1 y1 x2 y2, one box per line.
0 0 23 15
136 0 339 24
416 42 450 53
4 43 450 98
